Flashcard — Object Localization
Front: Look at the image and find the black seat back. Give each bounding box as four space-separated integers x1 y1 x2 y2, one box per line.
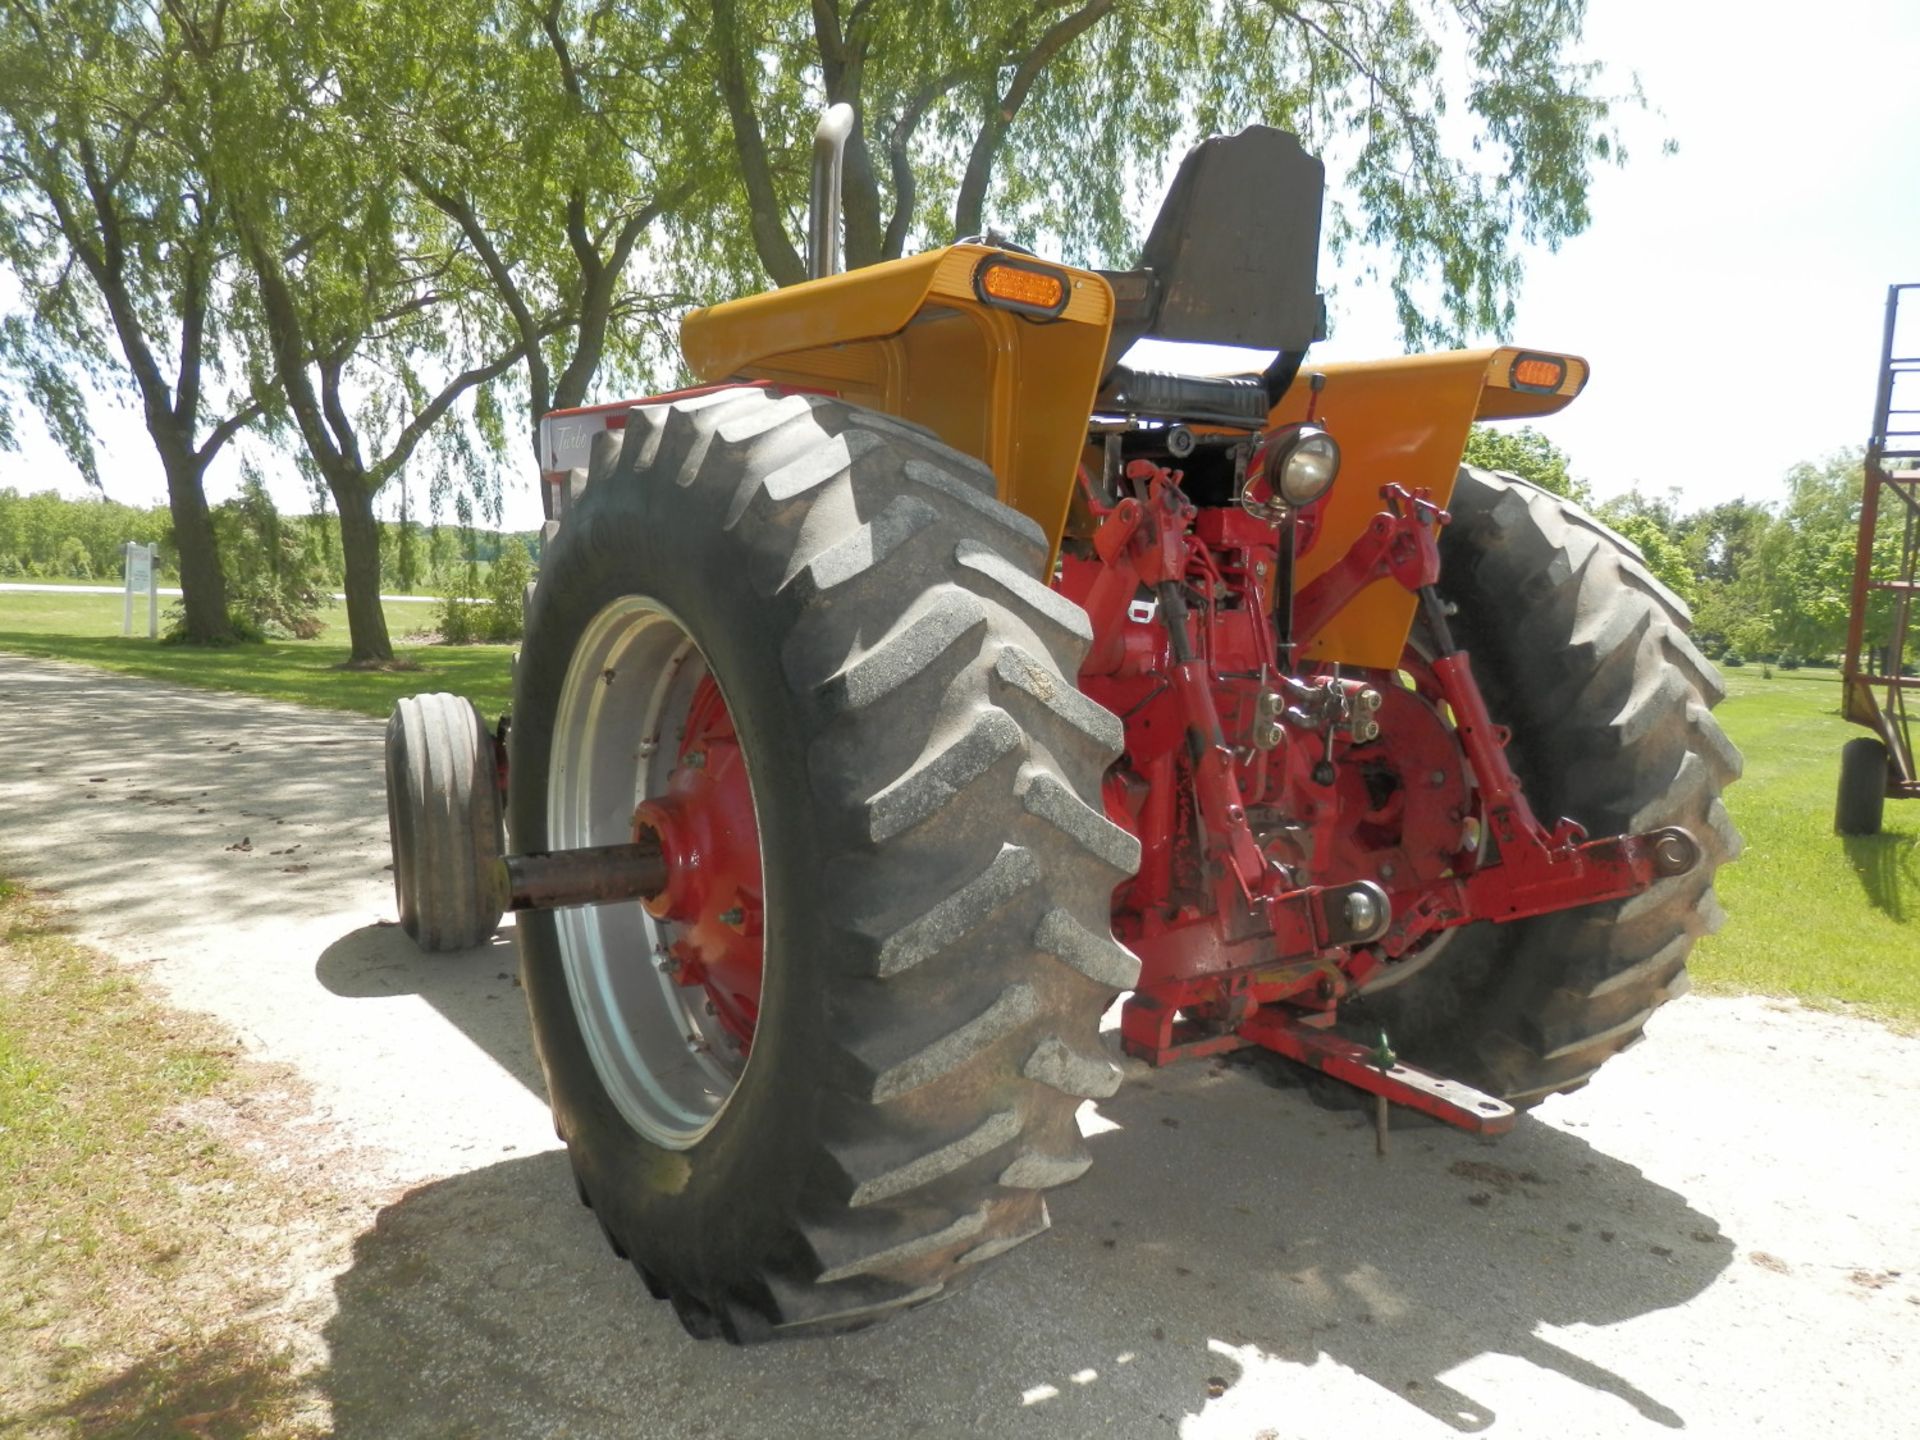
1100 126 1326 383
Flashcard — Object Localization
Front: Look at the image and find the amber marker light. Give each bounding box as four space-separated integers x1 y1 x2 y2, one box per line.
973 256 1070 319
1509 353 1568 392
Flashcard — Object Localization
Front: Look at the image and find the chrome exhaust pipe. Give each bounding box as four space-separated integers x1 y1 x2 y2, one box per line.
808 103 855 280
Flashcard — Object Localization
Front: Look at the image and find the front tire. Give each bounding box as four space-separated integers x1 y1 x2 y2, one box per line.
384 692 505 952
511 389 1138 1338
1836 736 1888 836
1357 468 1742 1103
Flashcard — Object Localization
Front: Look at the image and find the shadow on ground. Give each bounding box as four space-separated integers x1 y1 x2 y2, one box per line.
305 1060 1730 1439
316 922 541 1093
18 1324 313 1440
0 660 391 937
1845 829 1919 921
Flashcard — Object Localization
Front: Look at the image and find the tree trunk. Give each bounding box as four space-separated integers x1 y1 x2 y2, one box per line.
332 475 394 663
157 442 233 644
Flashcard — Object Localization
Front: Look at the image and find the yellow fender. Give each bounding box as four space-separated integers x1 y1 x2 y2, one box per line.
681 249 1586 671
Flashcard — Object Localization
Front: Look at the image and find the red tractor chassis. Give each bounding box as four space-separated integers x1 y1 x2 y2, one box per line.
1058 455 1697 1131
493 392 1701 1139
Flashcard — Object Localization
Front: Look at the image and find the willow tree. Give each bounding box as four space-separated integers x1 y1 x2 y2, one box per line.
0 0 262 642
700 0 1637 343
213 0 534 664
344 0 738 461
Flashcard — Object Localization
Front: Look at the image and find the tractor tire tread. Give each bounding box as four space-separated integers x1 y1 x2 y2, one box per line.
1356 467 1739 1103
516 388 1133 1340
384 692 504 953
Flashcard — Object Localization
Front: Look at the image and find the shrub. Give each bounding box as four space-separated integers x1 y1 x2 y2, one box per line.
483 541 531 642
203 474 326 640
435 571 483 645
56 535 93 579
436 541 530 644
1723 651 1745 668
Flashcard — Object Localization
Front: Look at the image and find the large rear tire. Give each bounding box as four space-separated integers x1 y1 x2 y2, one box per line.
510 389 1138 1339
1355 468 1742 1104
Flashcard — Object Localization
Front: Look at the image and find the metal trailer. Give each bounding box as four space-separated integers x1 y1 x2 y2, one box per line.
1838 283 1920 834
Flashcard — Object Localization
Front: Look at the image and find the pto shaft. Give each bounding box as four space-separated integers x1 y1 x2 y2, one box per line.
499 837 667 913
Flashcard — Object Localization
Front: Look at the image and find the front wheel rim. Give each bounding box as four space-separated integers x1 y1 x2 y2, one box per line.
548 597 766 1149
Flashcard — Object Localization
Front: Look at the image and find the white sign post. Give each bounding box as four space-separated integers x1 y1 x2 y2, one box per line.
123 542 158 638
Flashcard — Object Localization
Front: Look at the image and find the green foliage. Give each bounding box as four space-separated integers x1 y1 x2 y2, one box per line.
484 539 532 641
1596 491 1698 608
436 536 531 644
349 0 711 451
1462 425 1588 502
703 1 1643 348
1686 450 1881 664
205 472 327 640
0 487 173 578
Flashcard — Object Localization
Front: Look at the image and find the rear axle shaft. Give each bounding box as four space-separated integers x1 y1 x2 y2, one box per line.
499 838 667 913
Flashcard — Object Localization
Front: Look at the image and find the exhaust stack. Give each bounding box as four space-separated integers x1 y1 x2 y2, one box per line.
808 104 855 280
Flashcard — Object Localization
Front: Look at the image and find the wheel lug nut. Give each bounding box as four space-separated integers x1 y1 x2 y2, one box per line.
719 907 745 928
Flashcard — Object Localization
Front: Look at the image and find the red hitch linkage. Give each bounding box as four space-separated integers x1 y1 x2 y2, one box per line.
1087 463 1702 1141
1238 1009 1517 1136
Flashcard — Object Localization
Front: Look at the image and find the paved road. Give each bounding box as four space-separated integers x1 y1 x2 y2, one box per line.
1 650 1916 1439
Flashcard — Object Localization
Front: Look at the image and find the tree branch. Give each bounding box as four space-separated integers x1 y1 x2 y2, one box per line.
883 72 964 259
550 183 687 411
195 397 262 467
539 0 585 103
174 235 207 429
241 223 342 474
401 162 555 423
952 0 1115 238
367 341 528 491
318 355 364 471
708 0 806 286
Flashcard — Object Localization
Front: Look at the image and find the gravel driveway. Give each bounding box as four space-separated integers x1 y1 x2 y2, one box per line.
2 651 1915 1439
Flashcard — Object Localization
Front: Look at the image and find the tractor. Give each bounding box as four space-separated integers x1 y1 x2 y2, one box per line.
383 112 1739 1342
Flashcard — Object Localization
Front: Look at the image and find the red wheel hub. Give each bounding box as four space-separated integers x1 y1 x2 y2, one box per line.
632 677 764 1050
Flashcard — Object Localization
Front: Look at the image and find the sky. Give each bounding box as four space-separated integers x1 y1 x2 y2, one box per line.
6 0 1920 532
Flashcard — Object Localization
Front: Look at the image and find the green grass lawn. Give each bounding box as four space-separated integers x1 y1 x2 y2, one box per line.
1690 663 1919 1028
0 586 511 719
0 877 320 1436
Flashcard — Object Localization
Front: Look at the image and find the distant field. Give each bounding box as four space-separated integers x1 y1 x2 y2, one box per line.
1691 663 1918 1028
0 588 511 720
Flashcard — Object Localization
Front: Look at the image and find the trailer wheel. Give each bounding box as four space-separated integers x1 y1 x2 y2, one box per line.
1355 468 1742 1104
1836 736 1888 836
384 692 506 952
511 389 1137 1340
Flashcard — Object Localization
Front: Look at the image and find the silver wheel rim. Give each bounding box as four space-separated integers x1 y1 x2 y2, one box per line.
548 596 762 1148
